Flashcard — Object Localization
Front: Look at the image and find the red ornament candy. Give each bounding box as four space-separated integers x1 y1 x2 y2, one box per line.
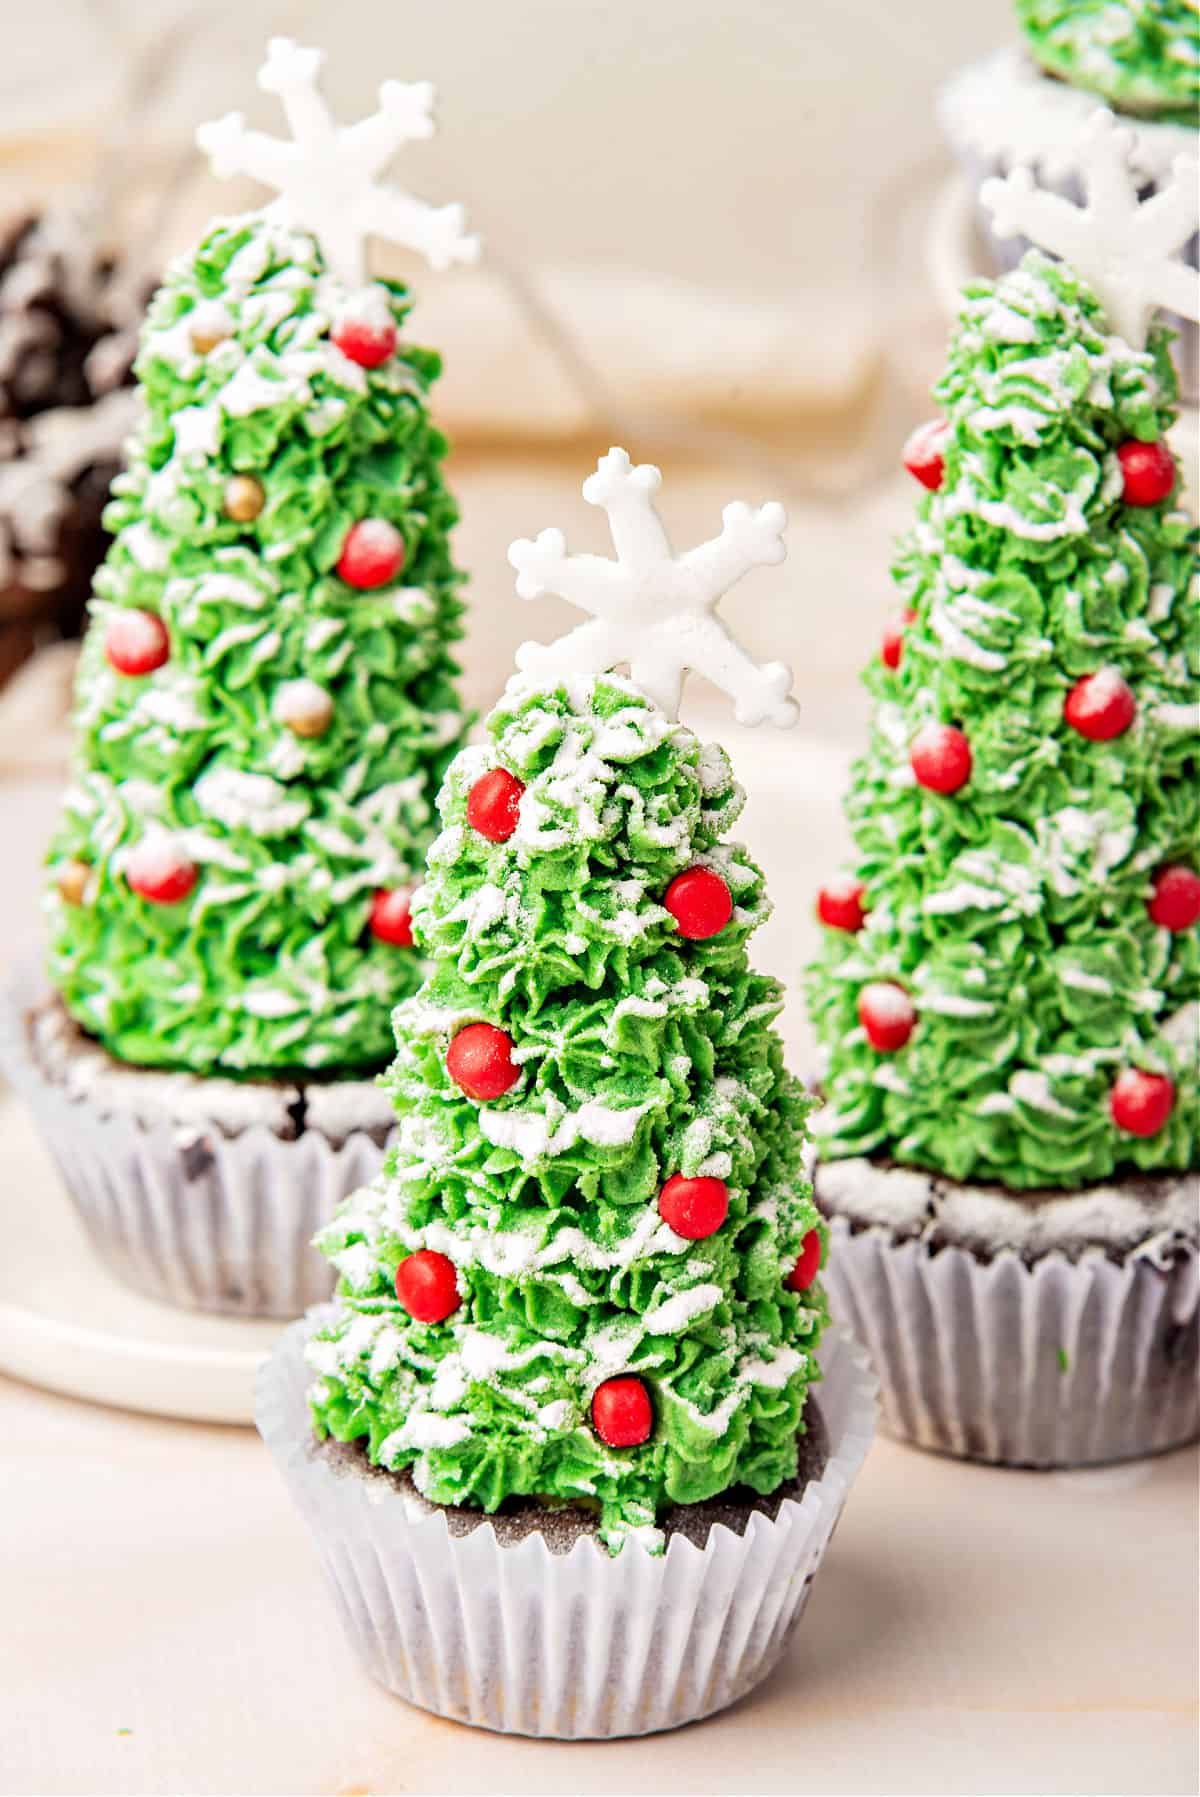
817 876 867 933
592 1376 653 1448
466 768 525 842
105 609 169 676
664 866 734 940
658 1173 729 1240
369 887 416 946
1148 865 1200 932
902 419 949 491
447 1022 520 1100
395 1249 460 1323
125 835 197 905
332 303 398 370
910 722 972 793
859 981 916 1052
1109 1069 1174 1138
1117 439 1175 507
786 1228 822 1293
881 607 917 671
1064 669 1136 741
336 519 406 589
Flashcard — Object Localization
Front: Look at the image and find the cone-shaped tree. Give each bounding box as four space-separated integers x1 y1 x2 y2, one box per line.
308 453 826 1553
807 249 1198 1188
46 42 476 1074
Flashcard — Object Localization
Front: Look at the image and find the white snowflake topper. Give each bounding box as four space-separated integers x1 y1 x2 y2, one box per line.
195 38 480 288
507 448 796 726
980 108 1199 347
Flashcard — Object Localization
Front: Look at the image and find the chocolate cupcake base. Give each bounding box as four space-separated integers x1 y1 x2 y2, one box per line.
815 1155 1199 1468
258 1309 877 1739
1 967 395 1318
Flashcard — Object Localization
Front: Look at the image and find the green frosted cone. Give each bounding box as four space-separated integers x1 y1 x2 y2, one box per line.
1016 0 1200 123
807 252 1199 1191
308 675 827 1553
46 215 469 1074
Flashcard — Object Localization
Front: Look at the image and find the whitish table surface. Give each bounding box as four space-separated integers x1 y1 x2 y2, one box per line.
2 465 1197 1797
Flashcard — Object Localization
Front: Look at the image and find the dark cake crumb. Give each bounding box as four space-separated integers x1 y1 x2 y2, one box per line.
311 1402 830 1555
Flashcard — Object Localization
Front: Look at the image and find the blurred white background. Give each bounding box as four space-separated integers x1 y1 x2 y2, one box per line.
0 0 1018 723
3 0 1010 304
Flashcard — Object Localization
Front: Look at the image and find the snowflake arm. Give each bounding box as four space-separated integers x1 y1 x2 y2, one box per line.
196 37 479 287
679 500 788 597
507 447 797 727
509 530 626 611
257 38 332 150
366 191 480 273
980 108 1199 346
644 615 796 729
582 449 672 565
195 114 296 190
516 619 624 688
341 80 436 163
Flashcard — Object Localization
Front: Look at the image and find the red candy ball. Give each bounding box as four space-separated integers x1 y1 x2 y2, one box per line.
592 1376 653 1448
395 1249 460 1323
1148 865 1200 932
664 866 734 940
786 1228 822 1293
332 305 398 369
902 419 949 491
105 609 169 676
1117 439 1175 507
1109 1069 1174 1138
336 519 406 589
125 836 197 905
859 981 916 1052
1064 669 1136 741
910 722 972 793
447 1022 520 1100
817 876 867 933
658 1173 729 1240
466 768 525 842
369 887 416 946
881 607 917 671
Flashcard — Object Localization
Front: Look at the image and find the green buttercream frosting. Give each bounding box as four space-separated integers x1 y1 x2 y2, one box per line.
308 676 827 1553
1016 0 1200 122
807 252 1199 1190
46 214 469 1074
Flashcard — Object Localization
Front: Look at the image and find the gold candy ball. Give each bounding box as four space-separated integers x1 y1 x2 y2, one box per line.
56 860 92 906
224 475 265 523
274 679 334 740
188 304 231 355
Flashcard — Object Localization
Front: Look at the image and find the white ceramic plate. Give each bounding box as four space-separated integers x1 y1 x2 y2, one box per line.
0 1095 283 1423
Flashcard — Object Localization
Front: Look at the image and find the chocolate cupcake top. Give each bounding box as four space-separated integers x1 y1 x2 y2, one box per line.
1015 0 1200 124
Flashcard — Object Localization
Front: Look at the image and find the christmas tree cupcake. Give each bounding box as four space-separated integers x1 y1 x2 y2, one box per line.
258 449 876 1738
938 2 1198 401
807 116 1199 1467
0 40 478 1317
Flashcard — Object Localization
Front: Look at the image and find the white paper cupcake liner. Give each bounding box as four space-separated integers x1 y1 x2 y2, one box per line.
937 49 1199 403
820 1213 1199 1467
0 964 394 1319
257 1310 877 1739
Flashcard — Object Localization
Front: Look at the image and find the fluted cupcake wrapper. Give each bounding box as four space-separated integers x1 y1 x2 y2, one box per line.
1 965 393 1319
821 1215 1199 1467
937 49 1199 404
257 1310 877 1740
